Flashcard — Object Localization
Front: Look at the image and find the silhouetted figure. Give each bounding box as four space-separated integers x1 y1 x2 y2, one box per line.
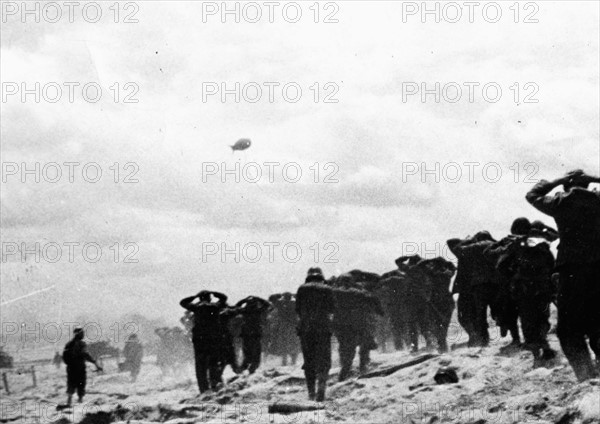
121 334 144 381
235 296 272 374
268 292 301 366
62 328 102 406
485 218 533 346
333 279 384 381
486 217 559 364
448 232 497 347
379 269 410 350
511 238 557 365
526 170 600 381
53 351 62 369
418 257 456 353
396 255 436 352
380 256 455 354
154 327 170 376
296 270 335 401
180 290 229 393
218 304 242 376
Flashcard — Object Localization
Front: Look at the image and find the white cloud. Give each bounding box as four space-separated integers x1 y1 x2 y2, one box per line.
1 1 598 322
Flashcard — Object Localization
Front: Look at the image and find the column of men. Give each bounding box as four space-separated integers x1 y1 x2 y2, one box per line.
57 169 598 403
178 169 598 401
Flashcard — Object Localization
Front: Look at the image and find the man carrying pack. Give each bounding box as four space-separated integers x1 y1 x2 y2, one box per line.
62 327 102 406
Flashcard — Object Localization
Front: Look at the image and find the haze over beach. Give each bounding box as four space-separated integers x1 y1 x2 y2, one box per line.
1 1 599 326
2 3 600 424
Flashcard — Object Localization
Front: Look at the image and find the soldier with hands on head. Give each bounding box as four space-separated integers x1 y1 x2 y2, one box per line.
526 170 600 381
180 290 229 393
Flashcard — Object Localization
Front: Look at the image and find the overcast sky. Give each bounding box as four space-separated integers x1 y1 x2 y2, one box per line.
1 1 599 325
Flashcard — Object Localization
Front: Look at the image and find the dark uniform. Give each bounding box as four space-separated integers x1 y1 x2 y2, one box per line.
62 328 102 405
483 217 556 346
526 172 600 381
418 257 456 352
397 257 435 352
379 269 410 350
486 234 525 346
219 306 241 375
180 291 228 393
510 239 556 363
296 274 335 402
448 232 497 347
333 284 384 380
236 296 272 374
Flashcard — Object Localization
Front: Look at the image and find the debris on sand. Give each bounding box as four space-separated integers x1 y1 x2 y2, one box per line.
434 367 459 384
359 354 438 379
268 402 325 414
524 367 555 379
275 375 306 386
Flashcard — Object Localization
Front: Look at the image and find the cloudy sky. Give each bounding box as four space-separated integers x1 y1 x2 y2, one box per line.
1 1 599 324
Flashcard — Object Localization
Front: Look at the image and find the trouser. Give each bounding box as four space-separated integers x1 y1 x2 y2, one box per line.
241 335 262 374
193 342 221 393
503 300 521 343
219 336 238 375
406 298 432 351
496 279 521 343
458 291 481 346
428 299 455 353
389 309 409 350
337 330 372 381
299 331 331 401
458 286 492 347
66 367 86 398
515 292 552 359
557 261 600 382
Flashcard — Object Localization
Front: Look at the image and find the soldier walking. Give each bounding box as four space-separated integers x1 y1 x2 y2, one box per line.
62 328 103 406
296 268 335 401
180 290 229 393
526 170 600 381
121 334 144 382
235 296 272 374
